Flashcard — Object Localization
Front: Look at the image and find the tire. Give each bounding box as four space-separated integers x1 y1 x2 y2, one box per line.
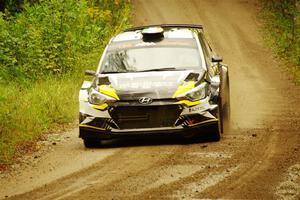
83 138 101 148
219 68 230 134
210 106 221 141
218 96 224 134
181 131 198 143
222 73 231 133
209 124 221 142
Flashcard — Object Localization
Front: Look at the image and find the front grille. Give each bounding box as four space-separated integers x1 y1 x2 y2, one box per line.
109 105 182 129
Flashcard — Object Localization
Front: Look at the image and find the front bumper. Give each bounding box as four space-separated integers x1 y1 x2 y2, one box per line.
79 120 218 139
79 96 219 139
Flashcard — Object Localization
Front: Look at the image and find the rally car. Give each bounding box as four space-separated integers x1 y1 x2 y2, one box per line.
79 24 230 147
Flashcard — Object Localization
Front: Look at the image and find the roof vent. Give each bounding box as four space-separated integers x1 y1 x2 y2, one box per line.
141 27 164 42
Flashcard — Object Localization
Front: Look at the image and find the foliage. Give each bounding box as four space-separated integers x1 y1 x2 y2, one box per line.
260 0 300 83
0 77 79 162
0 0 25 13
0 0 131 164
0 0 130 82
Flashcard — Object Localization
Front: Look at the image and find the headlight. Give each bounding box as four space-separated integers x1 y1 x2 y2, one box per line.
89 92 106 105
177 82 207 101
186 87 206 100
88 88 117 105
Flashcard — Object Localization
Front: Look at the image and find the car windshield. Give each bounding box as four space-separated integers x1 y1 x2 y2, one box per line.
100 39 203 73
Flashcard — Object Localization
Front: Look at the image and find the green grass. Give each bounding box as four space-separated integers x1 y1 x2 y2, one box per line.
259 0 300 84
0 78 79 162
0 52 100 163
0 53 113 164
0 0 131 164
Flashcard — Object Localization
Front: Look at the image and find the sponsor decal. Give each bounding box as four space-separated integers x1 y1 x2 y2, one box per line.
189 106 203 112
118 81 175 89
135 42 156 47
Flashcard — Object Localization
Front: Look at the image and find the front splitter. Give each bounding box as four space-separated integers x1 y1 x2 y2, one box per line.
79 119 218 139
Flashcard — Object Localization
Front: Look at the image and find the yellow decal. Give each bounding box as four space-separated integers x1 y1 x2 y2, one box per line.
92 103 108 110
172 81 195 98
175 100 200 106
99 85 120 100
188 118 219 127
79 124 106 131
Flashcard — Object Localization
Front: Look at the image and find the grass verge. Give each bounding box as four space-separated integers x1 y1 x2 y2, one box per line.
258 0 300 84
0 0 131 165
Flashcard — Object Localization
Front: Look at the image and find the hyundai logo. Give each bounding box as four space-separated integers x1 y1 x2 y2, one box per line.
139 97 153 104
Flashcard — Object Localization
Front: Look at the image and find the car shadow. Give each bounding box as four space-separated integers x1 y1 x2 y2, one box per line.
95 131 218 149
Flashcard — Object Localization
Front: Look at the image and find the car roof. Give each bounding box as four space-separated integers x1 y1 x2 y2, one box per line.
112 28 195 42
111 24 203 43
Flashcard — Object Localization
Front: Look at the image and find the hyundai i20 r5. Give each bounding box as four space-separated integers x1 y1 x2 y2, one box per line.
79 24 230 147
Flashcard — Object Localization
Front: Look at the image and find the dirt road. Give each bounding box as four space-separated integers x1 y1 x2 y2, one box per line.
1 0 300 199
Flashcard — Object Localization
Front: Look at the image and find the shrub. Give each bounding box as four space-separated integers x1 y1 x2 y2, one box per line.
260 0 300 77
0 0 131 164
0 0 130 82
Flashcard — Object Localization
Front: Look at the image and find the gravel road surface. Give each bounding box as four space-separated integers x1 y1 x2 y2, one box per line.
1 0 299 199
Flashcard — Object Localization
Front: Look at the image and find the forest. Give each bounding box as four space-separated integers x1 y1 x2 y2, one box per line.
0 0 130 164
261 0 300 82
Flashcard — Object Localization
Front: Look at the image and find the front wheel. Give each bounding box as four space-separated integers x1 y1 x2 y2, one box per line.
83 138 101 148
209 123 221 141
209 105 222 141
222 73 231 133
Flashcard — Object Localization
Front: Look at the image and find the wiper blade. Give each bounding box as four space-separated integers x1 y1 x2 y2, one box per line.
101 71 121 74
137 67 178 72
101 71 134 74
102 68 182 74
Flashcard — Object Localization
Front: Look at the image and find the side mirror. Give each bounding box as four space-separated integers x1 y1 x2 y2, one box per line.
211 55 223 63
85 70 96 76
211 75 220 87
80 81 92 90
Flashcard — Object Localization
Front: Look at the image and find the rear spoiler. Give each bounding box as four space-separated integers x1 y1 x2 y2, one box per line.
125 24 203 32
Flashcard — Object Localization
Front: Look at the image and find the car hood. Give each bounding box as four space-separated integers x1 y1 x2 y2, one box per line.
98 70 204 100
